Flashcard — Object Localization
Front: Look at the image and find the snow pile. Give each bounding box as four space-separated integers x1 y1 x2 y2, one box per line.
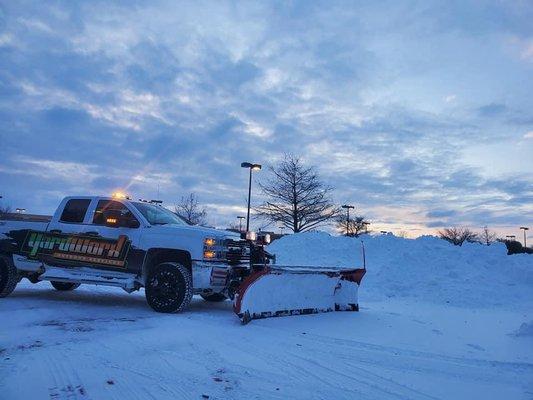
268 232 533 309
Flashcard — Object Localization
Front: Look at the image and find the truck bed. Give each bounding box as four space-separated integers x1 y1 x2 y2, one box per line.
0 214 50 239
0 213 52 223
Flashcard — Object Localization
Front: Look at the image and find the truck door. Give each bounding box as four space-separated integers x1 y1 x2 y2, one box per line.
19 198 95 271
84 199 143 274
47 198 93 235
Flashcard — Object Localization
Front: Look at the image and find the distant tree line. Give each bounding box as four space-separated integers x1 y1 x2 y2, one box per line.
438 226 531 255
0 205 11 217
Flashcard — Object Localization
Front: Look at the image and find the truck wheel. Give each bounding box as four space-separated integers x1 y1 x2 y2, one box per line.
200 293 227 302
145 262 192 313
0 256 18 298
50 281 81 291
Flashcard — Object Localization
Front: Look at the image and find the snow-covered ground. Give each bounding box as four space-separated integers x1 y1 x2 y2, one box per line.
1 233 532 399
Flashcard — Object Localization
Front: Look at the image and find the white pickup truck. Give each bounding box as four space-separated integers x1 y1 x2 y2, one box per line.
0 195 267 313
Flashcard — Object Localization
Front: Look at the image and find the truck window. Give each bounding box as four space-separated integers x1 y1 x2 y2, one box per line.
93 200 137 225
131 202 187 225
60 199 91 223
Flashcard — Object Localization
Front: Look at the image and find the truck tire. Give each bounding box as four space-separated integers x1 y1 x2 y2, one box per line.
145 262 192 313
200 293 227 302
50 281 81 291
0 256 18 298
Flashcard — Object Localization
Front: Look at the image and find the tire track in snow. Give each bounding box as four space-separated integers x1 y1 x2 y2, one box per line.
306 334 533 382
288 350 439 400
43 350 89 399
95 342 195 400
249 344 432 400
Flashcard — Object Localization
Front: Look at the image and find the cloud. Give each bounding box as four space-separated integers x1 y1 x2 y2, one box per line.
426 210 458 219
0 1 532 235
524 131 533 139
444 95 456 103
477 103 507 117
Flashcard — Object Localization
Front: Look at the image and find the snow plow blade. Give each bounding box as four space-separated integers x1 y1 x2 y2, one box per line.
233 266 366 324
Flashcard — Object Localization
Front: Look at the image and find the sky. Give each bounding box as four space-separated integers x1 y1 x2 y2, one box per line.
0 0 532 239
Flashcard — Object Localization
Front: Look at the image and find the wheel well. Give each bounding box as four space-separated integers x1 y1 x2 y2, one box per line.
143 248 192 283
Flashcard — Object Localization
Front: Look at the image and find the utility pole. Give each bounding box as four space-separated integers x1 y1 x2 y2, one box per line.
237 216 245 232
520 227 529 248
241 162 262 232
341 204 354 236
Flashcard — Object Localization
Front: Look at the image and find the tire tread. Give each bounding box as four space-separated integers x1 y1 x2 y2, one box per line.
0 256 18 298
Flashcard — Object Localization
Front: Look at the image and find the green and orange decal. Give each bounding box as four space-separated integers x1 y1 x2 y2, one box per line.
21 231 131 268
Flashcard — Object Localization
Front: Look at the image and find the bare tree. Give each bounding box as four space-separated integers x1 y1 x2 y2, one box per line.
174 193 207 225
479 226 497 246
336 214 369 237
0 205 11 217
256 154 340 233
396 231 408 238
438 227 479 246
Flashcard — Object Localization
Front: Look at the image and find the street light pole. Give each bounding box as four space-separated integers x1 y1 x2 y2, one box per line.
237 216 245 232
520 227 529 248
241 162 262 232
247 168 252 230
341 204 354 236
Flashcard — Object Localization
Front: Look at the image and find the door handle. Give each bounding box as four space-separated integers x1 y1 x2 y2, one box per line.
84 231 100 236
49 229 62 234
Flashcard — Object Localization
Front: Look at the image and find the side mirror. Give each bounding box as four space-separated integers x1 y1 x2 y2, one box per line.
127 219 140 228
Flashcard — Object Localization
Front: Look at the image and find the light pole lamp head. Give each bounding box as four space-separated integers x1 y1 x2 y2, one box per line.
341 204 354 210
241 162 262 170
237 216 245 220
520 226 529 231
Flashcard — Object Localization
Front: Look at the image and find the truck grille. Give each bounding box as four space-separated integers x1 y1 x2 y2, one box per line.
224 239 250 265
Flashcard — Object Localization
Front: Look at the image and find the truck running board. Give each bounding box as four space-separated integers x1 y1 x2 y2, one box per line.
233 266 366 324
39 266 138 292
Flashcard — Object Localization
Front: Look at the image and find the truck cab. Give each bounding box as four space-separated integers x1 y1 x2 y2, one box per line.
0 195 259 313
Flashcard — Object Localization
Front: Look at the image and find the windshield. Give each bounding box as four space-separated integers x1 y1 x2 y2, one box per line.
132 202 188 226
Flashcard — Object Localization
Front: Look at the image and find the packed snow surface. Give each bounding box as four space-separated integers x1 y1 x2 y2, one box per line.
1 232 532 399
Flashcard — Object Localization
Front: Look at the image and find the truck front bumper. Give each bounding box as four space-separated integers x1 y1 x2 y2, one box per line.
191 261 233 292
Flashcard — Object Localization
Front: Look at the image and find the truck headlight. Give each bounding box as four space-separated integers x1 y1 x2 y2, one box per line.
204 237 217 247
245 231 257 241
203 250 217 259
203 237 226 260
